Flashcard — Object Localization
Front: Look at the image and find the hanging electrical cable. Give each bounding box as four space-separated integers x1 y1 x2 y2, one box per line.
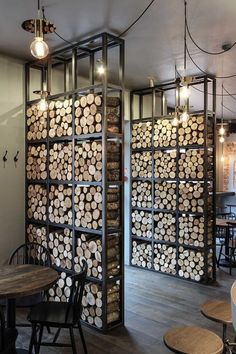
45 0 156 46
185 1 236 55
223 85 236 101
191 85 236 113
186 44 236 79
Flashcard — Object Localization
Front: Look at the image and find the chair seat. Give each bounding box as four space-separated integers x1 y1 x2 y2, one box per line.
201 300 232 325
1 328 18 353
164 326 223 354
28 302 75 327
16 293 44 308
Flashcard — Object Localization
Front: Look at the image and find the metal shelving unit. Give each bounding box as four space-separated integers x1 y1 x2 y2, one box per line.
25 32 124 332
130 75 216 283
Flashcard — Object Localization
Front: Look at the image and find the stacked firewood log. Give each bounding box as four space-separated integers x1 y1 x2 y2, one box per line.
81 282 120 328
74 94 120 135
154 150 176 179
26 105 47 141
153 119 177 147
131 241 152 268
49 143 73 181
48 228 73 269
153 244 177 274
27 224 47 248
26 144 47 180
131 151 152 178
178 116 204 146
178 246 210 281
27 184 47 221
48 185 73 225
74 233 120 279
153 212 176 242
48 99 73 138
179 182 204 212
131 121 152 149
154 182 177 210
131 210 152 238
131 181 152 208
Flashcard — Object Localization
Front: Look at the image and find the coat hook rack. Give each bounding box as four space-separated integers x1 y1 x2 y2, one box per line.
14 150 20 163
3 150 8 167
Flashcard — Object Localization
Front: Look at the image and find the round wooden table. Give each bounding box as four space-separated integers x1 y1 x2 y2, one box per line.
164 326 224 354
0 264 58 353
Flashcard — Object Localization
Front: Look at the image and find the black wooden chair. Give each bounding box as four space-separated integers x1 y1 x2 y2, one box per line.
218 223 236 275
28 260 88 354
8 242 52 327
0 305 17 354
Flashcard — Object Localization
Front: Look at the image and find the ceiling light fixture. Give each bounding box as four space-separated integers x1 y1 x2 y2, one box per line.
22 0 56 59
172 67 180 126
176 1 191 122
180 108 189 123
219 84 226 143
219 135 225 144
97 59 105 75
34 90 49 112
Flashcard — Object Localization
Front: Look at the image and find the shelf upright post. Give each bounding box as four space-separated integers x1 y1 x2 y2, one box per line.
212 77 217 281
101 32 108 332
119 36 125 326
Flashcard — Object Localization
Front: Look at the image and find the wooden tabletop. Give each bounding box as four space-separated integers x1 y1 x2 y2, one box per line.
164 326 223 354
201 300 232 324
216 218 236 227
0 264 58 299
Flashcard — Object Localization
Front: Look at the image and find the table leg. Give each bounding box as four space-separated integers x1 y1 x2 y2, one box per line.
225 226 230 261
6 298 16 328
6 299 28 353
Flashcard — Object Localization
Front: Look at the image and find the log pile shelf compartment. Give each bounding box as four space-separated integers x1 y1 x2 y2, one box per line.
25 32 124 332
130 75 216 283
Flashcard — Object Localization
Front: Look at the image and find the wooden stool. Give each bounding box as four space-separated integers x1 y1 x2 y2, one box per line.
201 300 232 343
164 326 223 354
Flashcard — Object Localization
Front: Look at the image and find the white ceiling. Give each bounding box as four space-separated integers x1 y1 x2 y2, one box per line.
1 0 236 118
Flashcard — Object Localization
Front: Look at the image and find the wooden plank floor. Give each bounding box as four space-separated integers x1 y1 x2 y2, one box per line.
17 265 236 353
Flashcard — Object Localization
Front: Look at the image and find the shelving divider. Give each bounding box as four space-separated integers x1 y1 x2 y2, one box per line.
130 75 216 283
25 32 124 332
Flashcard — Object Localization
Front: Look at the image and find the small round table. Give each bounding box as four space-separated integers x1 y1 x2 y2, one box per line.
164 326 223 354
0 264 58 353
201 300 232 343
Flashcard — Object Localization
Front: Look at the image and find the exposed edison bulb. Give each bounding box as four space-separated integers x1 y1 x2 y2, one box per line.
30 36 49 59
221 155 224 162
97 63 105 75
180 85 190 99
180 111 189 122
219 125 225 135
38 98 48 112
172 116 179 126
219 135 225 143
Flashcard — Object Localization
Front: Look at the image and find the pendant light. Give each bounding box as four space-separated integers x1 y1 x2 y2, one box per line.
34 90 49 112
96 59 105 75
179 1 190 122
22 0 56 59
172 68 180 126
219 84 225 143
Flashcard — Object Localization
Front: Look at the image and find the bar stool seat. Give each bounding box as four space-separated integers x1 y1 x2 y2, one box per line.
164 326 223 354
201 300 232 342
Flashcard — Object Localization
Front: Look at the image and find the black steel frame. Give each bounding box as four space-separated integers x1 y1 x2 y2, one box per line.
25 32 125 332
130 74 216 284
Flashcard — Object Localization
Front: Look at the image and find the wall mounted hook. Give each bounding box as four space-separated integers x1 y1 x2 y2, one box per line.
14 150 19 163
3 150 8 167
3 151 7 162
